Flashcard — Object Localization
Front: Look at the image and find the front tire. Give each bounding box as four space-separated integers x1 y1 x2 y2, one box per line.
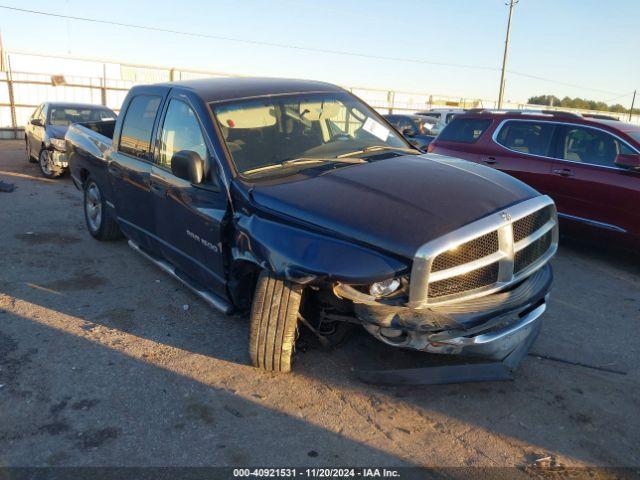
249 272 302 373
83 177 121 241
38 149 64 178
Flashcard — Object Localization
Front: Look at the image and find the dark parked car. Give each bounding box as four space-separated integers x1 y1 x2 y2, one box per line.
25 102 117 178
428 110 640 249
66 78 558 382
383 114 443 150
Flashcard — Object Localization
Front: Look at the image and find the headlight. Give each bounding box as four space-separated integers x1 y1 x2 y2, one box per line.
50 138 66 151
369 278 401 298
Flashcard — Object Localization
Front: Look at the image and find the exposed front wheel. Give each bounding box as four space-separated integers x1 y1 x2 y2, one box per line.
249 271 302 373
83 177 122 241
38 149 64 178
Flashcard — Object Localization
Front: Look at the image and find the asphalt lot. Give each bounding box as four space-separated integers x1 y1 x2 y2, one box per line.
0 139 639 473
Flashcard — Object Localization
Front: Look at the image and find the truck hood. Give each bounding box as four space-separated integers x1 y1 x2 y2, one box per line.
250 154 538 260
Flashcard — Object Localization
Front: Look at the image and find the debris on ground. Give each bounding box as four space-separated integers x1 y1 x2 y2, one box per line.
0 180 15 192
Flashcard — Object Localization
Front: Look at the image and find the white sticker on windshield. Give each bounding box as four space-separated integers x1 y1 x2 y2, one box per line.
362 117 390 142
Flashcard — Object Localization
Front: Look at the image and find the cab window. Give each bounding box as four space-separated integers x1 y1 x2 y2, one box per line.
438 118 491 143
119 95 161 160
158 99 207 170
496 121 556 156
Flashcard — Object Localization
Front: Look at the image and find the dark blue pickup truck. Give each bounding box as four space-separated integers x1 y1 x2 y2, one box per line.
66 77 558 383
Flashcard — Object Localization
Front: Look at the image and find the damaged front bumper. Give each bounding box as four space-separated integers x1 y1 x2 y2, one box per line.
334 264 552 362
51 150 68 168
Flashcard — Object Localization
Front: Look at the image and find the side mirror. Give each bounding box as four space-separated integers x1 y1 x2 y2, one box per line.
402 127 417 138
171 150 204 184
615 153 640 170
30 118 44 127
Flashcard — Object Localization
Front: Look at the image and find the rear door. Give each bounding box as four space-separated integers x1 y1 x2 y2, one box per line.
548 124 640 236
150 94 228 297
108 89 166 251
489 120 558 196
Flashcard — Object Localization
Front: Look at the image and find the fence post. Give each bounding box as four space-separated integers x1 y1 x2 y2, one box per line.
6 55 17 139
101 63 107 106
387 90 395 114
169 68 175 82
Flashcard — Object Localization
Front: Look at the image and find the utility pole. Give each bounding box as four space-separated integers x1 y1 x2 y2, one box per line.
497 0 518 109
629 90 636 122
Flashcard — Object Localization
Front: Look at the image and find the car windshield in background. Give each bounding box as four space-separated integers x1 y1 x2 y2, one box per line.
211 92 411 177
49 107 116 126
626 130 640 144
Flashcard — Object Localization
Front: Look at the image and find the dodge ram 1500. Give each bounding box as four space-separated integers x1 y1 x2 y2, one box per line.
66 77 558 383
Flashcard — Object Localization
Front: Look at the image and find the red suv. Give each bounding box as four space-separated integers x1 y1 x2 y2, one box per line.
428 110 640 249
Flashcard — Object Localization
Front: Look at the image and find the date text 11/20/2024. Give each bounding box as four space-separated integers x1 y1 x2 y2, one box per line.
233 468 401 478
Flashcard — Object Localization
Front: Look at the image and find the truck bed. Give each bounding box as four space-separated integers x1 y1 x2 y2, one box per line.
66 120 116 188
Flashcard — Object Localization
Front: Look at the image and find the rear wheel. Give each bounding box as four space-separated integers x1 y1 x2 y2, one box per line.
83 177 121 241
249 271 302 373
38 149 64 178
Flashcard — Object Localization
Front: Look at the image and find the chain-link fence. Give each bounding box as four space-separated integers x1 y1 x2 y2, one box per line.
1 51 638 139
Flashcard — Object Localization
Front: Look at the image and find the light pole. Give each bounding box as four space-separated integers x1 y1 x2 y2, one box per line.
629 90 636 122
498 0 518 109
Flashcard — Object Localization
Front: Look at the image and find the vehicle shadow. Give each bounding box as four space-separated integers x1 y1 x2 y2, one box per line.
0 308 423 469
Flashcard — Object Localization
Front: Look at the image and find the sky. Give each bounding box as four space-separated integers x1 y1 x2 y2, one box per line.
0 0 638 105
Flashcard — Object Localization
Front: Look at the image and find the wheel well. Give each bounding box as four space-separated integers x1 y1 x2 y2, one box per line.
79 168 90 185
228 259 261 311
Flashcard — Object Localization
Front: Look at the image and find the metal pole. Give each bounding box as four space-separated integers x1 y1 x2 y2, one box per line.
629 90 636 122
101 63 107 106
497 0 518 109
6 55 18 139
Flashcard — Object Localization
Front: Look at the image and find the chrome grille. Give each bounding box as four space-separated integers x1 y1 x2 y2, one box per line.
429 263 499 298
432 231 499 272
513 206 553 243
409 196 559 307
515 230 553 273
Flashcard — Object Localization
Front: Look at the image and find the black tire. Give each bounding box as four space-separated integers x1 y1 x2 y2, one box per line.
83 176 122 241
249 271 302 373
38 149 64 178
26 141 37 163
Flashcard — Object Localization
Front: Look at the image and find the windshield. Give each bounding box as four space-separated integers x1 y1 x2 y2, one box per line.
411 117 445 136
48 107 116 126
626 130 640 145
211 92 411 176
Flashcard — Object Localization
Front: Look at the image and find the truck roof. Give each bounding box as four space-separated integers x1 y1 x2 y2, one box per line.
154 77 345 103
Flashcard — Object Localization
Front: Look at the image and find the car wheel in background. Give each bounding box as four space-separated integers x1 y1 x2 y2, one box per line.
83 177 122 241
38 149 64 178
249 271 302 373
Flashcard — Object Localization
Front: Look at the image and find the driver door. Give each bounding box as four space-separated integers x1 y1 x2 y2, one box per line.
150 96 228 297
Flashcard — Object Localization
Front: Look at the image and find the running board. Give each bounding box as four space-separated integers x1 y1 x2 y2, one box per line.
128 240 232 314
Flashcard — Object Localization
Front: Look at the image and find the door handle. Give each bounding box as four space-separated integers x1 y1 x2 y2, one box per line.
150 182 166 196
552 168 574 177
108 163 123 177
483 157 497 165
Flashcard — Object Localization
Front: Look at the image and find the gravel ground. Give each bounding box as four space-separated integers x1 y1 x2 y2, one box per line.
0 140 639 473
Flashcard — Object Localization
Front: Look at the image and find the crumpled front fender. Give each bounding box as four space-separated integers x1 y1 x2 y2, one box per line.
232 214 408 285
